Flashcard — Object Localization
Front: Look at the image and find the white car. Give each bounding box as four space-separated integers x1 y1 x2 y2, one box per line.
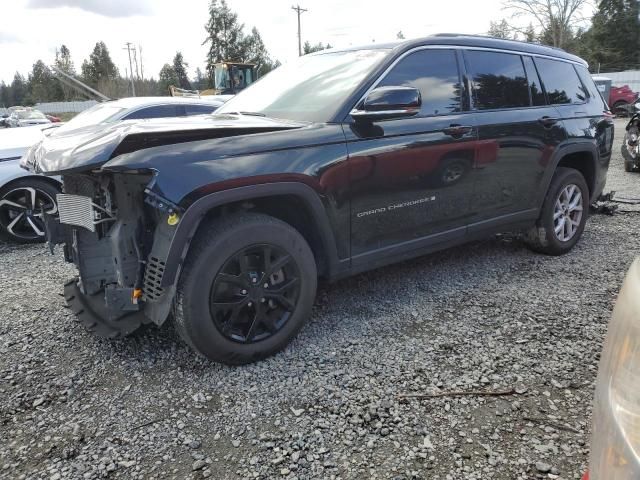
51 96 225 135
7 108 51 128
0 125 61 243
0 96 226 243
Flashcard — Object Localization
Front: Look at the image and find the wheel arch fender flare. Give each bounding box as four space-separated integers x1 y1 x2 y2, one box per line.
159 182 341 289
537 140 599 207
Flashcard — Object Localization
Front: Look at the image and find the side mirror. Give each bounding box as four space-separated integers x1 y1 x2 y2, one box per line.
351 86 421 121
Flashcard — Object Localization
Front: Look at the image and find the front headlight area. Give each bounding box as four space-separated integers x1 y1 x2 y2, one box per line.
590 258 640 479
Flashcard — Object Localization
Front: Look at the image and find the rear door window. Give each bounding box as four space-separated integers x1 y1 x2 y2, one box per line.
464 50 530 110
534 58 588 105
377 49 463 116
184 104 218 116
124 105 181 120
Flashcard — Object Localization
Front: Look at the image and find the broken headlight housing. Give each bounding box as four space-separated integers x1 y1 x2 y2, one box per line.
589 258 640 479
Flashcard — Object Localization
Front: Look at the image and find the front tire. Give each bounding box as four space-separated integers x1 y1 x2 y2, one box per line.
175 213 317 365
0 178 60 243
525 167 589 256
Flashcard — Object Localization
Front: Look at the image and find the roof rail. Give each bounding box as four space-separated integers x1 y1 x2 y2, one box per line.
430 33 567 53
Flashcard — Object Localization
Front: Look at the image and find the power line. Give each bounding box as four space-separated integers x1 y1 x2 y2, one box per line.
291 4 308 56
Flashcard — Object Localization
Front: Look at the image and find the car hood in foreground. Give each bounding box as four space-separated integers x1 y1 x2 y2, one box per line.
25 114 306 175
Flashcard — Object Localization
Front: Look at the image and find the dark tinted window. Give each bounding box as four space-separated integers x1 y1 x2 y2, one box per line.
522 56 546 106
124 105 180 120
378 49 462 116
535 58 588 104
575 65 605 107
465 50 529 110
184 104 218 116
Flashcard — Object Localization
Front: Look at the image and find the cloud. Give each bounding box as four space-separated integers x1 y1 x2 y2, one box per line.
26 0 153 17
0 32 20 44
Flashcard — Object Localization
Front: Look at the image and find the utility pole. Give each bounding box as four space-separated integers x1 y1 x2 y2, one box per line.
124 42 136 96
291 4 307 56
138 45 144 81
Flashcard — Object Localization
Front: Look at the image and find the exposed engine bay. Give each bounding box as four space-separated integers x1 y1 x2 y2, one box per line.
46 172 176 327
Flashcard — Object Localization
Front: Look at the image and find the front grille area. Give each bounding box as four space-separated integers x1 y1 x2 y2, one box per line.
144 256 166 301
56 194 96 232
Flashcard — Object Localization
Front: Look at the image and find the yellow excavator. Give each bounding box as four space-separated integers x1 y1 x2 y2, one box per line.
169 61 257 98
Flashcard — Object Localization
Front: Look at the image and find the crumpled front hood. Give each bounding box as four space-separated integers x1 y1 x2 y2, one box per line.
24 114 305 175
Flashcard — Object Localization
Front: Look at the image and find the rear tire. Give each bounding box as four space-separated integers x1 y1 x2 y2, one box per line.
525 167 589 256
175 212 317 365
625 160 634 172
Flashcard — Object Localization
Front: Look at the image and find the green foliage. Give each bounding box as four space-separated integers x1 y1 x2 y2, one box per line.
488 19 514 39
580 0 640 71
27 60 60 103
203 0 278 82
158 63 179 95
302 41 332 55
173 52 192 89
81 41 119 88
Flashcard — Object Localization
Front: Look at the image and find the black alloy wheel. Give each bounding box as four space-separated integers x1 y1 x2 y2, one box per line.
210 244 301 343
174 212 317 365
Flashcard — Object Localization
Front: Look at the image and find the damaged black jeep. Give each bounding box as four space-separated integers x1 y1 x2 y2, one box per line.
23 35 613 364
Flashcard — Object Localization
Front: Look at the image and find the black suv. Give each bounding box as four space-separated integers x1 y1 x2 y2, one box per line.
24 34 614 364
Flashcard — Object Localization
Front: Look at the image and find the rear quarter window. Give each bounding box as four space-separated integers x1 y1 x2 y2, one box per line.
535 58 588 105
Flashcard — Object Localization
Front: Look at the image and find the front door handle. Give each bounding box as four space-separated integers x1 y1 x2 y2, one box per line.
538 116 559 128
443 125 473 137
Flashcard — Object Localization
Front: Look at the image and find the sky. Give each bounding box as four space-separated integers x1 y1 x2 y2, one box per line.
0 0 587 85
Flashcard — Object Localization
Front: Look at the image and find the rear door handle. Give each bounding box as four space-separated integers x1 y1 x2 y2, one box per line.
443 125 473 137
538 116 559 127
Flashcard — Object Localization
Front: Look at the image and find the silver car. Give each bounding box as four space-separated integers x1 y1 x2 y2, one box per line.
7 108 51 128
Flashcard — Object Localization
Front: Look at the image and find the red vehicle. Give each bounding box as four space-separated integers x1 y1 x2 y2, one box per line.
45 115 61 123
610 85 639 115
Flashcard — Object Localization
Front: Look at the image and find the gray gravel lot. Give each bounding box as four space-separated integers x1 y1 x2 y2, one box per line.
1 119 639 480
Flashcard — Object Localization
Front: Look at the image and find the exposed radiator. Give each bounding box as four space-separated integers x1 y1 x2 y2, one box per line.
56 194 96 232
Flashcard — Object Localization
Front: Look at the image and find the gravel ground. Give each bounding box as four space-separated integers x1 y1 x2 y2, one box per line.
1 119 640 480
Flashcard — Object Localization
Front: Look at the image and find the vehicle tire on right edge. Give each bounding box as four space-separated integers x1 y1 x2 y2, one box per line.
525 167 589 256
174 212 317 365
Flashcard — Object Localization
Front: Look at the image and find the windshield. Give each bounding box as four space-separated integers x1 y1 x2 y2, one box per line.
56 103 126 132
217 49 390 123
17 110 46 120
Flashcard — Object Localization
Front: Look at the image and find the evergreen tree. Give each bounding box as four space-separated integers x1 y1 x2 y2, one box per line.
10 73 27 106
587 0 640 71
203 0 277 82
488 19 514 39
523 23 537 42
27 60 58 103
303 41 332 55
203 0 246 71
173 52 192 89
158 64 178 95
397 31 405 40
81 41 119 88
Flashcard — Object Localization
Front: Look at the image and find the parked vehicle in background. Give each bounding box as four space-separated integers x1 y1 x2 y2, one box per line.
50 96 224 135
610 85 639 116
46 115 62 123
7 108 51 128
622 113 640 172
0 125 62 243
583 258 640 480
25 34 614 364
